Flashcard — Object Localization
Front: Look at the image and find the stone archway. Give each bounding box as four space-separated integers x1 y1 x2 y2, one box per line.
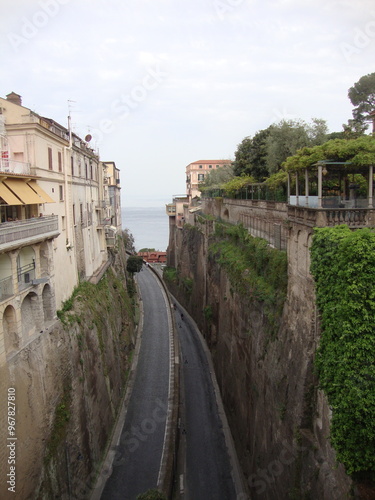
21 292 41 338
42 284 54 322
3 305 19 354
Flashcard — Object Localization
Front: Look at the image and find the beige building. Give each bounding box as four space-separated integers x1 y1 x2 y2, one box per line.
102 161 122 233
186 159 232 202
0 92 119 363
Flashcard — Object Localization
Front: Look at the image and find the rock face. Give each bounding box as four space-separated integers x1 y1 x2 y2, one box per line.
166 210 353 500
0 243 136 499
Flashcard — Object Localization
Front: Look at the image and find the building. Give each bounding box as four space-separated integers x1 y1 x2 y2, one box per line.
186 159 232 202
102 161 122 232
0 92 119 362
137 251 167 264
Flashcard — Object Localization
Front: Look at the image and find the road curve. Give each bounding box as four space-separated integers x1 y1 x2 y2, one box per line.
101 267 171 500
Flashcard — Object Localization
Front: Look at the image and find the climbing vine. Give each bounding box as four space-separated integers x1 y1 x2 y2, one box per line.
311 225 375 478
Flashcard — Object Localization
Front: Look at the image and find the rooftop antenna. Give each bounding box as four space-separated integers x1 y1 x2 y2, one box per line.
67 99 76 148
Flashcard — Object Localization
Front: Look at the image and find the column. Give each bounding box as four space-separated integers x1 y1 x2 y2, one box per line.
368 164 373 208
305 168 309 207
318 165 323 209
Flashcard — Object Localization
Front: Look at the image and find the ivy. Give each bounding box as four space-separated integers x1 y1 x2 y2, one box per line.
311 225 375 478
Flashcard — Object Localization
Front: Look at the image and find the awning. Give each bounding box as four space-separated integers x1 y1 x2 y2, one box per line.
0 182 23 205
3 179 43 205
27 181 55 203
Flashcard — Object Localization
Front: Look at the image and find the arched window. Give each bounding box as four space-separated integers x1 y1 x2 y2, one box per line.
3 305 19 354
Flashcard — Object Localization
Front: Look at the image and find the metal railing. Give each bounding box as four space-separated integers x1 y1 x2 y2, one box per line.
0 159 31 175
0 215 59 249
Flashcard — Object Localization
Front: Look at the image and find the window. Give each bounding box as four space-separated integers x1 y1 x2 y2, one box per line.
59 185 64 201
72 204 76 225
71 156 74 176
199 165 202 169
198 174 204 181
80 203 83 225
48 147 53 170
209 165 212 168
58 152 62 172
61 216 66 231
90 163 93 180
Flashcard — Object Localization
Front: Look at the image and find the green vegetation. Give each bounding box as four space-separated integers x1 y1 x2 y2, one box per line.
126 255 144 274
209 221 287 335
311 225 375 478
163 266 178 283
136 489 166 500
44 385 72 463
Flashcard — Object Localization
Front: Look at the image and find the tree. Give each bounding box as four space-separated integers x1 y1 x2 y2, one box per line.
348 72 375 128
233 126 273 180
126 255 143 274
265 118 328 175
200 164 234 191
122 228 136 253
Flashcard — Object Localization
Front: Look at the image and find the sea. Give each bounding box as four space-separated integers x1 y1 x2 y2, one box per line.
121 206 169 252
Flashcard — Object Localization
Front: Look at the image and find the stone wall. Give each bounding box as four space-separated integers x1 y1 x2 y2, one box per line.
166 205 353 499
0 241 135 499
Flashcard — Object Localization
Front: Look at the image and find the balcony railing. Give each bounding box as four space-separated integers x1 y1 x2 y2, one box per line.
287 206 373 228
0 215 59 251
0 159 31 175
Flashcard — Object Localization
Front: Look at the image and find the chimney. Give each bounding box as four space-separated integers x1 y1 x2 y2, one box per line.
6 92 22 106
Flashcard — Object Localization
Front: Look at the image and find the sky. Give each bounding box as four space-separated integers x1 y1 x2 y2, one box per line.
1 0 374 207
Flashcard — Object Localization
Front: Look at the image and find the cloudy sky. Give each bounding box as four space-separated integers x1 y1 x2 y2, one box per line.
1 0 374 206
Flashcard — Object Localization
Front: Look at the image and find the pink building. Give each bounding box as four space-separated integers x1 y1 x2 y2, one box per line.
186 159 232 202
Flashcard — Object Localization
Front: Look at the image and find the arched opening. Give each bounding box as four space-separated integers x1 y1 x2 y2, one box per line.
3 305 19 354
40 242 50 277
42 284 54 321
0 253 13 299
17 247 36 290
21 292 40 338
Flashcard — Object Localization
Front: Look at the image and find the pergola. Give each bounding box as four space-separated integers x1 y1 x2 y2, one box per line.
287 160 374 209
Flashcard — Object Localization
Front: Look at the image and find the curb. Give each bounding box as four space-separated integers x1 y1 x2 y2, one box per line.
170 296 249 500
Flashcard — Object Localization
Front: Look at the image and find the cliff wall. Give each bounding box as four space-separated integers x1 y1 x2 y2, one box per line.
0 240 136 499
166 204 353 500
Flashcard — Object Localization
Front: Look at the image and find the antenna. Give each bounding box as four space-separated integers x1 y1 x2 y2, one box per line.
67 100 76 148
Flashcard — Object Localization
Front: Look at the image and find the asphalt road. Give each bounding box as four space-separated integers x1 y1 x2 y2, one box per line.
175 305 237 500
101 267 171 500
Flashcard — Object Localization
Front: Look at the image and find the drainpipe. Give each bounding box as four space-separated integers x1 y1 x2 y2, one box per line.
64 114 73 249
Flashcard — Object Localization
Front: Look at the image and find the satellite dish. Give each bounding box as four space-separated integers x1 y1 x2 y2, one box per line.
85 134 92 142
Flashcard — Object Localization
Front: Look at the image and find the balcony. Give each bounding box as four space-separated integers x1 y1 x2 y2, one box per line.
287 206 375 228
0 215 59 252
0 159 31 176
